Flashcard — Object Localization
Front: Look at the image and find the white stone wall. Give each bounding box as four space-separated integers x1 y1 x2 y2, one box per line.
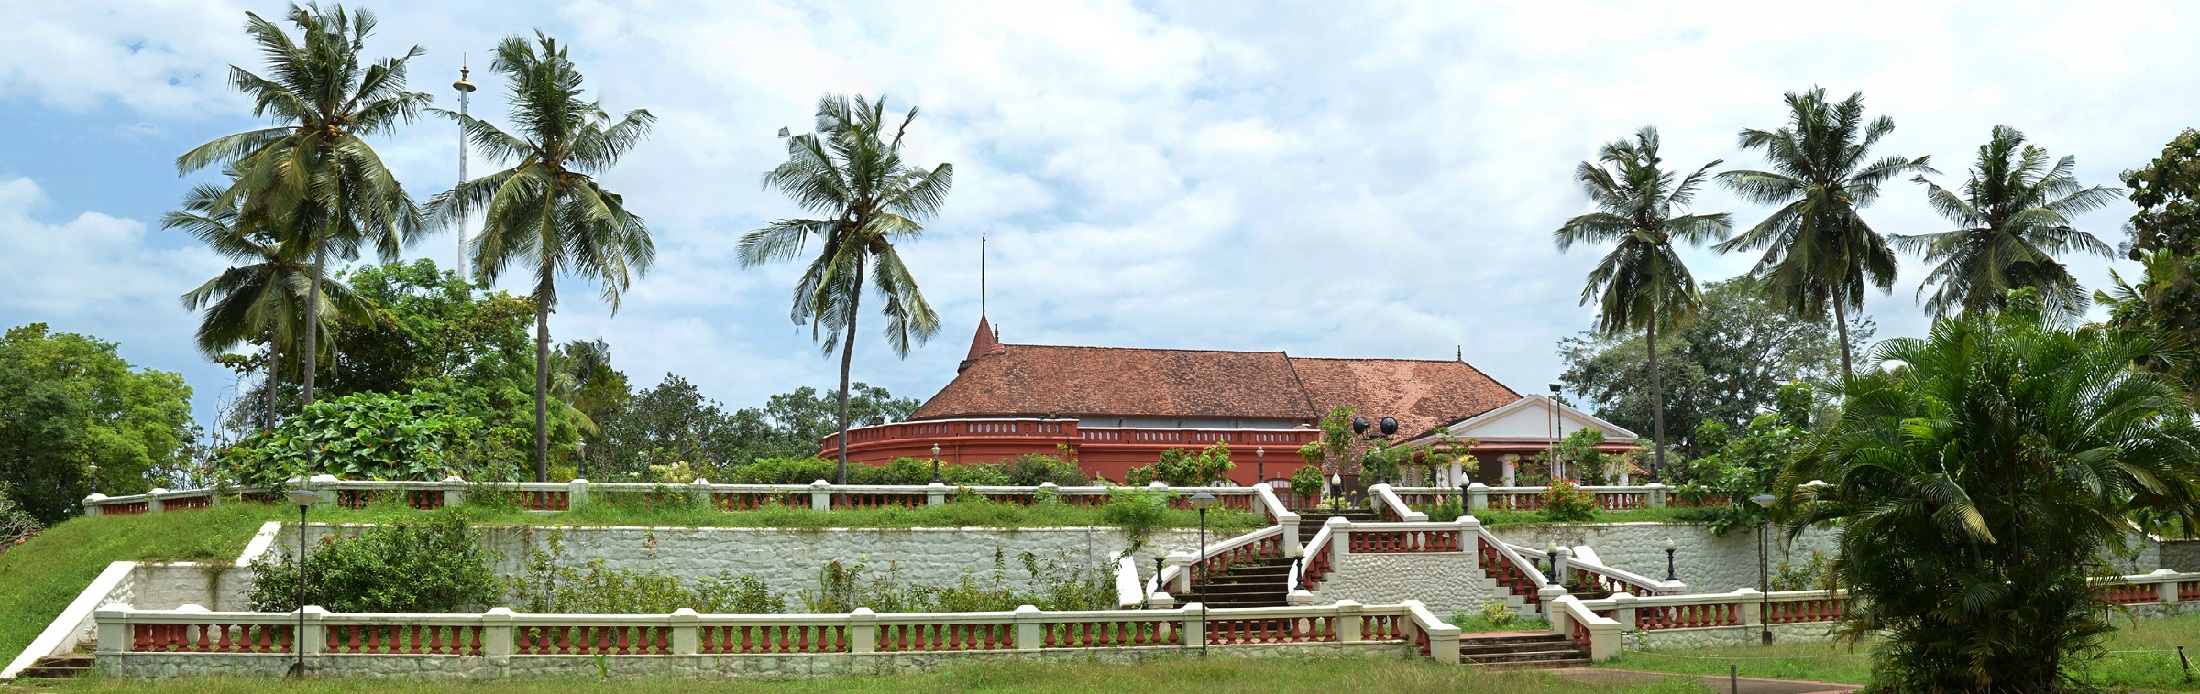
1487 522 1841 592
285 524 1206 598
1313 553 1490 614
99 642 1408 679
1633 622 1842 649
129 564 254 611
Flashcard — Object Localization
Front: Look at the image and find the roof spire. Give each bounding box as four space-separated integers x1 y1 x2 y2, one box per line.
1456 345 1462 362
980 233 986 321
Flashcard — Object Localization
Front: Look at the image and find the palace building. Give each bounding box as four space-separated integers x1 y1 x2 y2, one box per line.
819 318 1639 486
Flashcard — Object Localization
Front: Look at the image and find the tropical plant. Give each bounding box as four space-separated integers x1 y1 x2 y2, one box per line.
1782 301 2200 690
176 3 428 409
2102 129 2200 404
1894 126 2118 319
0 324 196 523
246 509 502 613
1289 465 1325 502
1560 276 1861 457
215 388 514 488
1556 126 1731 477
1676 412 1804 535
1296 406 1357 476
430 33 656 482
740 94 952 484
1128 440 1234 486
1717 87 1933 378
167 180 370 429
1539 478 1597 522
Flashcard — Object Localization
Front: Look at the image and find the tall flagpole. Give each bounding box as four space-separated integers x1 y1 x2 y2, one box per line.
453 60 477 283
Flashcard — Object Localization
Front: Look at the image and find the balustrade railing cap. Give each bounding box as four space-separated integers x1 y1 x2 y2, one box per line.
149 488 168 495
1324 515 1351 528
692 478 710 486
83 493 107 502
1455 515 1481 530
1467 482 1488 489
810 480 832 488
2149 568 2182 576
441 475 465 483
309 474 339 484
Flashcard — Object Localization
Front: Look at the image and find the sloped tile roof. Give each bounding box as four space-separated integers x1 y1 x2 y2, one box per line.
911 327 1522 440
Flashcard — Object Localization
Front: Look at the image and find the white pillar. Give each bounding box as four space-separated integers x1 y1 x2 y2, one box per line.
1012 605 1043 651
1326 515 1352 557
810 480 832 512
925 482 947 506
1180 603 1206 648
849 608 878 654
567 479 590 508
1449 460 1464 487
670 608 699 655
1468 483 1489 512
299 605 328 656
481 607 515 657
1502 456 1518 487
1333 600 1363 642
145 489 168 513
441 475 466 509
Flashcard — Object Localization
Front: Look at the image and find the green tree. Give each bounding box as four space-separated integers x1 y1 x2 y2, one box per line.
1556 126 1731 477
176 4 428 409
741 94 952 484
167 179 370 430
1783 304 2200 690
2101 129 2200 403
1560 277 1860 456
0 325 196 523
1895 126 2117 319
1717 87 1933 378
431 33 656 482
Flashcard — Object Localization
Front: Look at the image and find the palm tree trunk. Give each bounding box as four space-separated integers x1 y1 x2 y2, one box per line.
1646 319 1667 480
534 275 553 484
1832 300 1855 380
263 340 280 431
835 264 865 486
301 244 324 409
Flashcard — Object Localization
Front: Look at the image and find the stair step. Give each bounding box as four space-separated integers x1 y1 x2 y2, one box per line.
1461 648 1589 662
1465 657 1591 670
1459 633 1571 645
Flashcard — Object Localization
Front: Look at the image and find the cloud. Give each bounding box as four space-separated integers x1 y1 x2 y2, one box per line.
0 177 226 370
1 0 2195 431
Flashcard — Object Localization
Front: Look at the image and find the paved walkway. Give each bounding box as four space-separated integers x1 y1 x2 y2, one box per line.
1552 668 1862 693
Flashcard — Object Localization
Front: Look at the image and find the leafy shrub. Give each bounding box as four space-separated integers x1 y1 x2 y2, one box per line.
796 549 1111 614
1127 441 1234 486
942 463 1010 486
0 483 40 553
1000 452 1088 486
508 529 784 613
1100 485 1176 553
1290 465 1325 501
217 390 494 489
728 457 837 484
1480 599 1517 627
1540 478 1598 522
246 509 502 613
1771 550 1837 592
1676 412 1804 535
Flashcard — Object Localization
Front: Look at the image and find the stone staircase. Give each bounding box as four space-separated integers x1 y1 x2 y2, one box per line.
1190 556 1293 608
1291 508 1382 544
1457 632 1590 669
17 654 92 679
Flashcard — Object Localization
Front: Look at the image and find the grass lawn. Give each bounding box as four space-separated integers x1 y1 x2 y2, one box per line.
1599 611 2200 691
0 499 1262 664
3 656 1714 693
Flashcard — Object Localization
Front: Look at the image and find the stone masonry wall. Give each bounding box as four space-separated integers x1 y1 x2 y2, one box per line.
1487 522 1840 592
1314 553 1489 614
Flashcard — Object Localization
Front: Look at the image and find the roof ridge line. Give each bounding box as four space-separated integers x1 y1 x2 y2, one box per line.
1281 350 1321 420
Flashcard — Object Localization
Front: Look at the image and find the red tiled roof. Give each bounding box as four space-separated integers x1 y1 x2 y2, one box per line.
911 325 1522 440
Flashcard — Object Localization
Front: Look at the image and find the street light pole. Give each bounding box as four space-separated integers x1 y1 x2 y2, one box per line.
1664 538 1678 583
1189 492 1216 657
1256 447 1264 487
930 443 941 484
1751 493 1777 646
284 488 320 677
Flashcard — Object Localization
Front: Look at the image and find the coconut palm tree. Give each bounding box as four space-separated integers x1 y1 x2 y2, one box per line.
428 33 655 483
1895 126 2118 319
1781 303 2200 690
1555 126 1732 478
166 181 371 429
741 94 951 484
176 3 427 409
1717 87 1932 379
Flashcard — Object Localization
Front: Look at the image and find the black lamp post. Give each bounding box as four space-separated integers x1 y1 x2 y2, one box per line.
284 488 320 677
1663 538 1678 583
1255 447 1265 487
930 443 941 484
1545 542 1561 583
1189 492 1216 656
1457 482 1469 519
1328 474 1342 512
85 463 98 499
1751 493 1777 645
1349 416 1400 484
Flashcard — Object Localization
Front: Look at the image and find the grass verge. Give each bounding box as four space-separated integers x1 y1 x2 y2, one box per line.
20 655 1713 693
1599 610 2200 691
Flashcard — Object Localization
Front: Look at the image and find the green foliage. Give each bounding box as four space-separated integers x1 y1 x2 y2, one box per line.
723 455 1075 487
593 380 918 481
1560 277 1862 457
1786 308 2200 691
2102 129 2200 405
1126 440 1234 487
508 529 784 613
216 389 513 488
0 324 196 524
1289 465 1325 501
796 550 1111 614
1770 550 1836 592
1099 486 1177 554
1539 478 1598 523
1357 441 1403 484
246 510 501 613
0 485 39 552
1894 126 2116 319
1675 412 1804 536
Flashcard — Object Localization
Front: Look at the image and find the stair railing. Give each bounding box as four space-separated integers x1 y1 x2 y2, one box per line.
1547 594 1622 661
1368 484 1427 523
1153 525 1286 600
1251 485 1303 557
1474 526 1551 605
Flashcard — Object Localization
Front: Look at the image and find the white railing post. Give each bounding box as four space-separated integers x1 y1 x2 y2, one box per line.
1334 600 1363 642
2154 569 2181 603
482 607 515 657
1180 603 1206 647
1467 483 1489 512
442 476 466 509
1164 553 1195 595
850 608 878 653
1013 605 1043 651
145 489 167 513
1645 482 1667 509
1502 455 1517 486
1281 514 1302 557
1406 601 1459 662
568 479 591 508
1328 516 1352 558
1609 592 1637 632
1552 546 1573 585
1736 588 1764 627
670 608 700 655
308 475 338 506
93 607 129 654
926 482 947 506
298 606 327 657
82 494 105 516
1537 586 1568 620
810 480 832 512
689 479 713 509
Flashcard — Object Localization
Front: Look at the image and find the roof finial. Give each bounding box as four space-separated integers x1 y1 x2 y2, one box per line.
980 233 986 321
1456 345 1462 362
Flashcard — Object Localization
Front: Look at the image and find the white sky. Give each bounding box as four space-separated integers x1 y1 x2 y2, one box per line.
0 1 2190 428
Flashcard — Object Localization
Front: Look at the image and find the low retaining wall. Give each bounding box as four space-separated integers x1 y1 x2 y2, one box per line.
100 642 1405 679
1487 522 1836 592
1634 622 1844 649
